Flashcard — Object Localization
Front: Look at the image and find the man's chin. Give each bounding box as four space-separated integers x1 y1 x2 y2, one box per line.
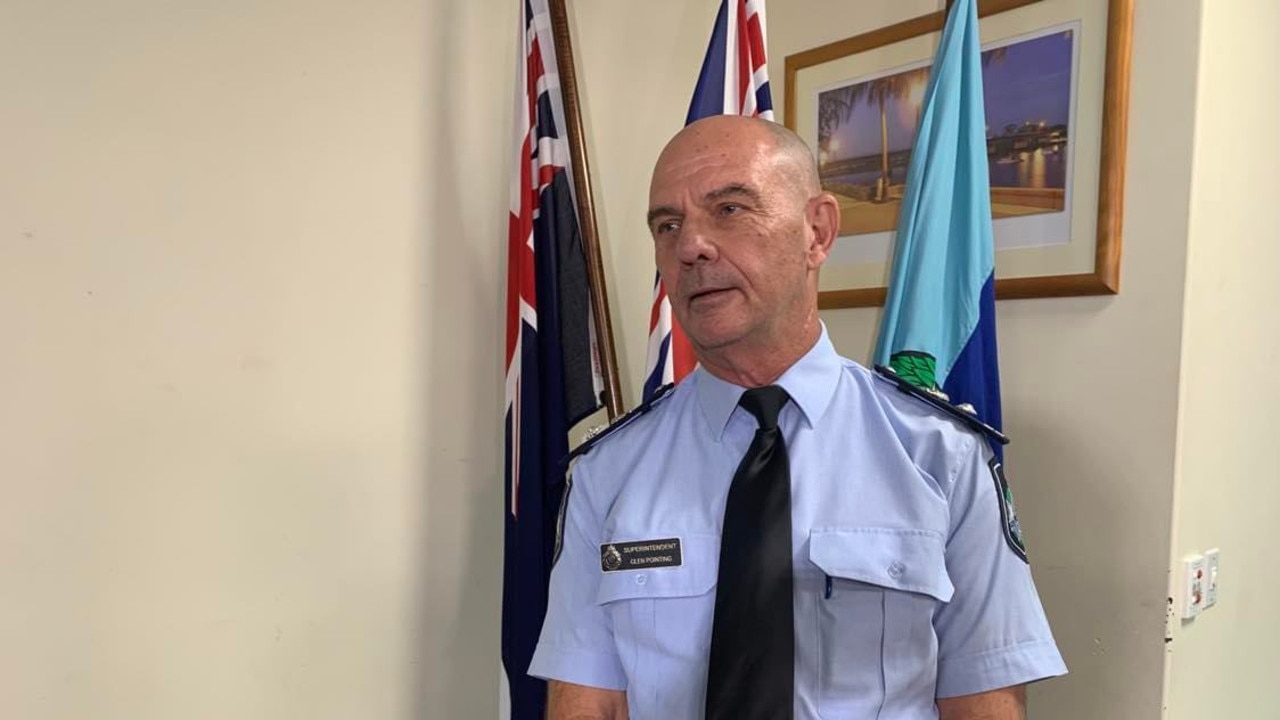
680 322 749 354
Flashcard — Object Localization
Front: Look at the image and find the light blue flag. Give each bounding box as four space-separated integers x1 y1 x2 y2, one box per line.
874 0 1003 456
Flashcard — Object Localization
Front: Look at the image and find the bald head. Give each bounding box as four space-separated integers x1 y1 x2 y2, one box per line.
651 115 821 200
754 118 824 195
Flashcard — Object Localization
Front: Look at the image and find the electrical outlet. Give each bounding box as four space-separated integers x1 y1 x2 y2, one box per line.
1204 548 1220 609
1182 554 1206 619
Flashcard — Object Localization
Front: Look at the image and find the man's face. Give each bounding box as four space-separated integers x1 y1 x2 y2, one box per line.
647 127 816 354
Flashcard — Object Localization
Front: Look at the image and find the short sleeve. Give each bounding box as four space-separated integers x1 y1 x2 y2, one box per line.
527 461 628 691
933 435 1067 697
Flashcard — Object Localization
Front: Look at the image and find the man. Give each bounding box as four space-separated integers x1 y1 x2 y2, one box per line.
529 115 1066 719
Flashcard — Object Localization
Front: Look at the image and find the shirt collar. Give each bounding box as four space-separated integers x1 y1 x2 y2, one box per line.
694 323 844 441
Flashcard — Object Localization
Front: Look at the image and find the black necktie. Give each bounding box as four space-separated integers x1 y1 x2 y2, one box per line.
705 385 794 720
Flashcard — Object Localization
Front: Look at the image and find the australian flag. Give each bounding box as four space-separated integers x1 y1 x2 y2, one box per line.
641 0 774 401
503 0 604 717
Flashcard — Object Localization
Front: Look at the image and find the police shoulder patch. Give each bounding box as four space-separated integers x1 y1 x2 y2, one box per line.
873 365 1009 446
567 383 677 462
988 457 1029 563
552 473 573 566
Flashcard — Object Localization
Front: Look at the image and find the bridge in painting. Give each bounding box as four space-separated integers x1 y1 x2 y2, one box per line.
819 127 1068 180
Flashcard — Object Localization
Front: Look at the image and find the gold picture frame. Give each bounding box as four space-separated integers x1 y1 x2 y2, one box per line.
784 0 1133 308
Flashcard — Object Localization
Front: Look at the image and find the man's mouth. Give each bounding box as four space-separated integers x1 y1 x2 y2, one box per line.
688 287 735 305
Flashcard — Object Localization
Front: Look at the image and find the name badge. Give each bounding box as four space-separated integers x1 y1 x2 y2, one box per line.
600 538 682 572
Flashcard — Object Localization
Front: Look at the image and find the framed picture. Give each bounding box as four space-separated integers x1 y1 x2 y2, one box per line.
784 0 1133 308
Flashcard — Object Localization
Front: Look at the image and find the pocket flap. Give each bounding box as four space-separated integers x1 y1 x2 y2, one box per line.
809 528 953 602
596 533 719 604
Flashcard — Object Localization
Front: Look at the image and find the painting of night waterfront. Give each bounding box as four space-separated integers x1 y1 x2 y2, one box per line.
817 28 1075 237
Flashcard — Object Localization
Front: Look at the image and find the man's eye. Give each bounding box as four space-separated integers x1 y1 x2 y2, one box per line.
655 220 680 235
719 204 742 216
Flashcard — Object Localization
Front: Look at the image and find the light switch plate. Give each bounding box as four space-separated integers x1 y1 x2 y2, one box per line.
1182 554 1205 619
1204 548 1220 609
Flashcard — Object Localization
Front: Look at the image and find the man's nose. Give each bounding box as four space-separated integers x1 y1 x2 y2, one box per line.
675 217 718 265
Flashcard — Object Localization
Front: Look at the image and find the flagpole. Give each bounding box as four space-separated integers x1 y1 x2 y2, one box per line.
547 0 625 421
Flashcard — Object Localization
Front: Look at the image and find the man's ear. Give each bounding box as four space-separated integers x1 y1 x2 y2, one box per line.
805 193 840 269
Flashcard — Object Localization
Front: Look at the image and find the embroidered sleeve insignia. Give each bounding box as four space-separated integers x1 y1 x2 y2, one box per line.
989 458 1029 563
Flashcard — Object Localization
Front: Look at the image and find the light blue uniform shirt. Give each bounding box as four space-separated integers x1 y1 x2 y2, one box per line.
530 329 1066 719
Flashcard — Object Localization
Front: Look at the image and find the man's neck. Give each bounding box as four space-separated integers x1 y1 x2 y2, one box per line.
696 322 822 388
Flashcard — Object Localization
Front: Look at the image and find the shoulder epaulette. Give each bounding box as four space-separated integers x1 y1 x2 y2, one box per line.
873 365 1009 446
566 383 677 463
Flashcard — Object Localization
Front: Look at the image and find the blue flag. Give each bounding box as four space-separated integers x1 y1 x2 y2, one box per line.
874 0 1003 457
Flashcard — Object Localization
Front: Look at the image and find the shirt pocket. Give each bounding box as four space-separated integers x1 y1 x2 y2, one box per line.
594 533 719 708
808 528 953 720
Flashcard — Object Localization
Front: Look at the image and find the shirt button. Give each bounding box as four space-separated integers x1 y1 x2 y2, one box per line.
887 562 906 579
635 574 647 585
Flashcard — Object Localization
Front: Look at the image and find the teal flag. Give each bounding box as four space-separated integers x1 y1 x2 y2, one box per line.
873 0 1003 453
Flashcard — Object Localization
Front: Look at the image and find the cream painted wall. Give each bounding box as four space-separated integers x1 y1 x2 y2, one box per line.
1164 0 1280 717
572 1 1204 718
0 1 511 718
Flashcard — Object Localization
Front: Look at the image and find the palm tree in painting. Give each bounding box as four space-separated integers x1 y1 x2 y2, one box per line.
865 75 912 203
